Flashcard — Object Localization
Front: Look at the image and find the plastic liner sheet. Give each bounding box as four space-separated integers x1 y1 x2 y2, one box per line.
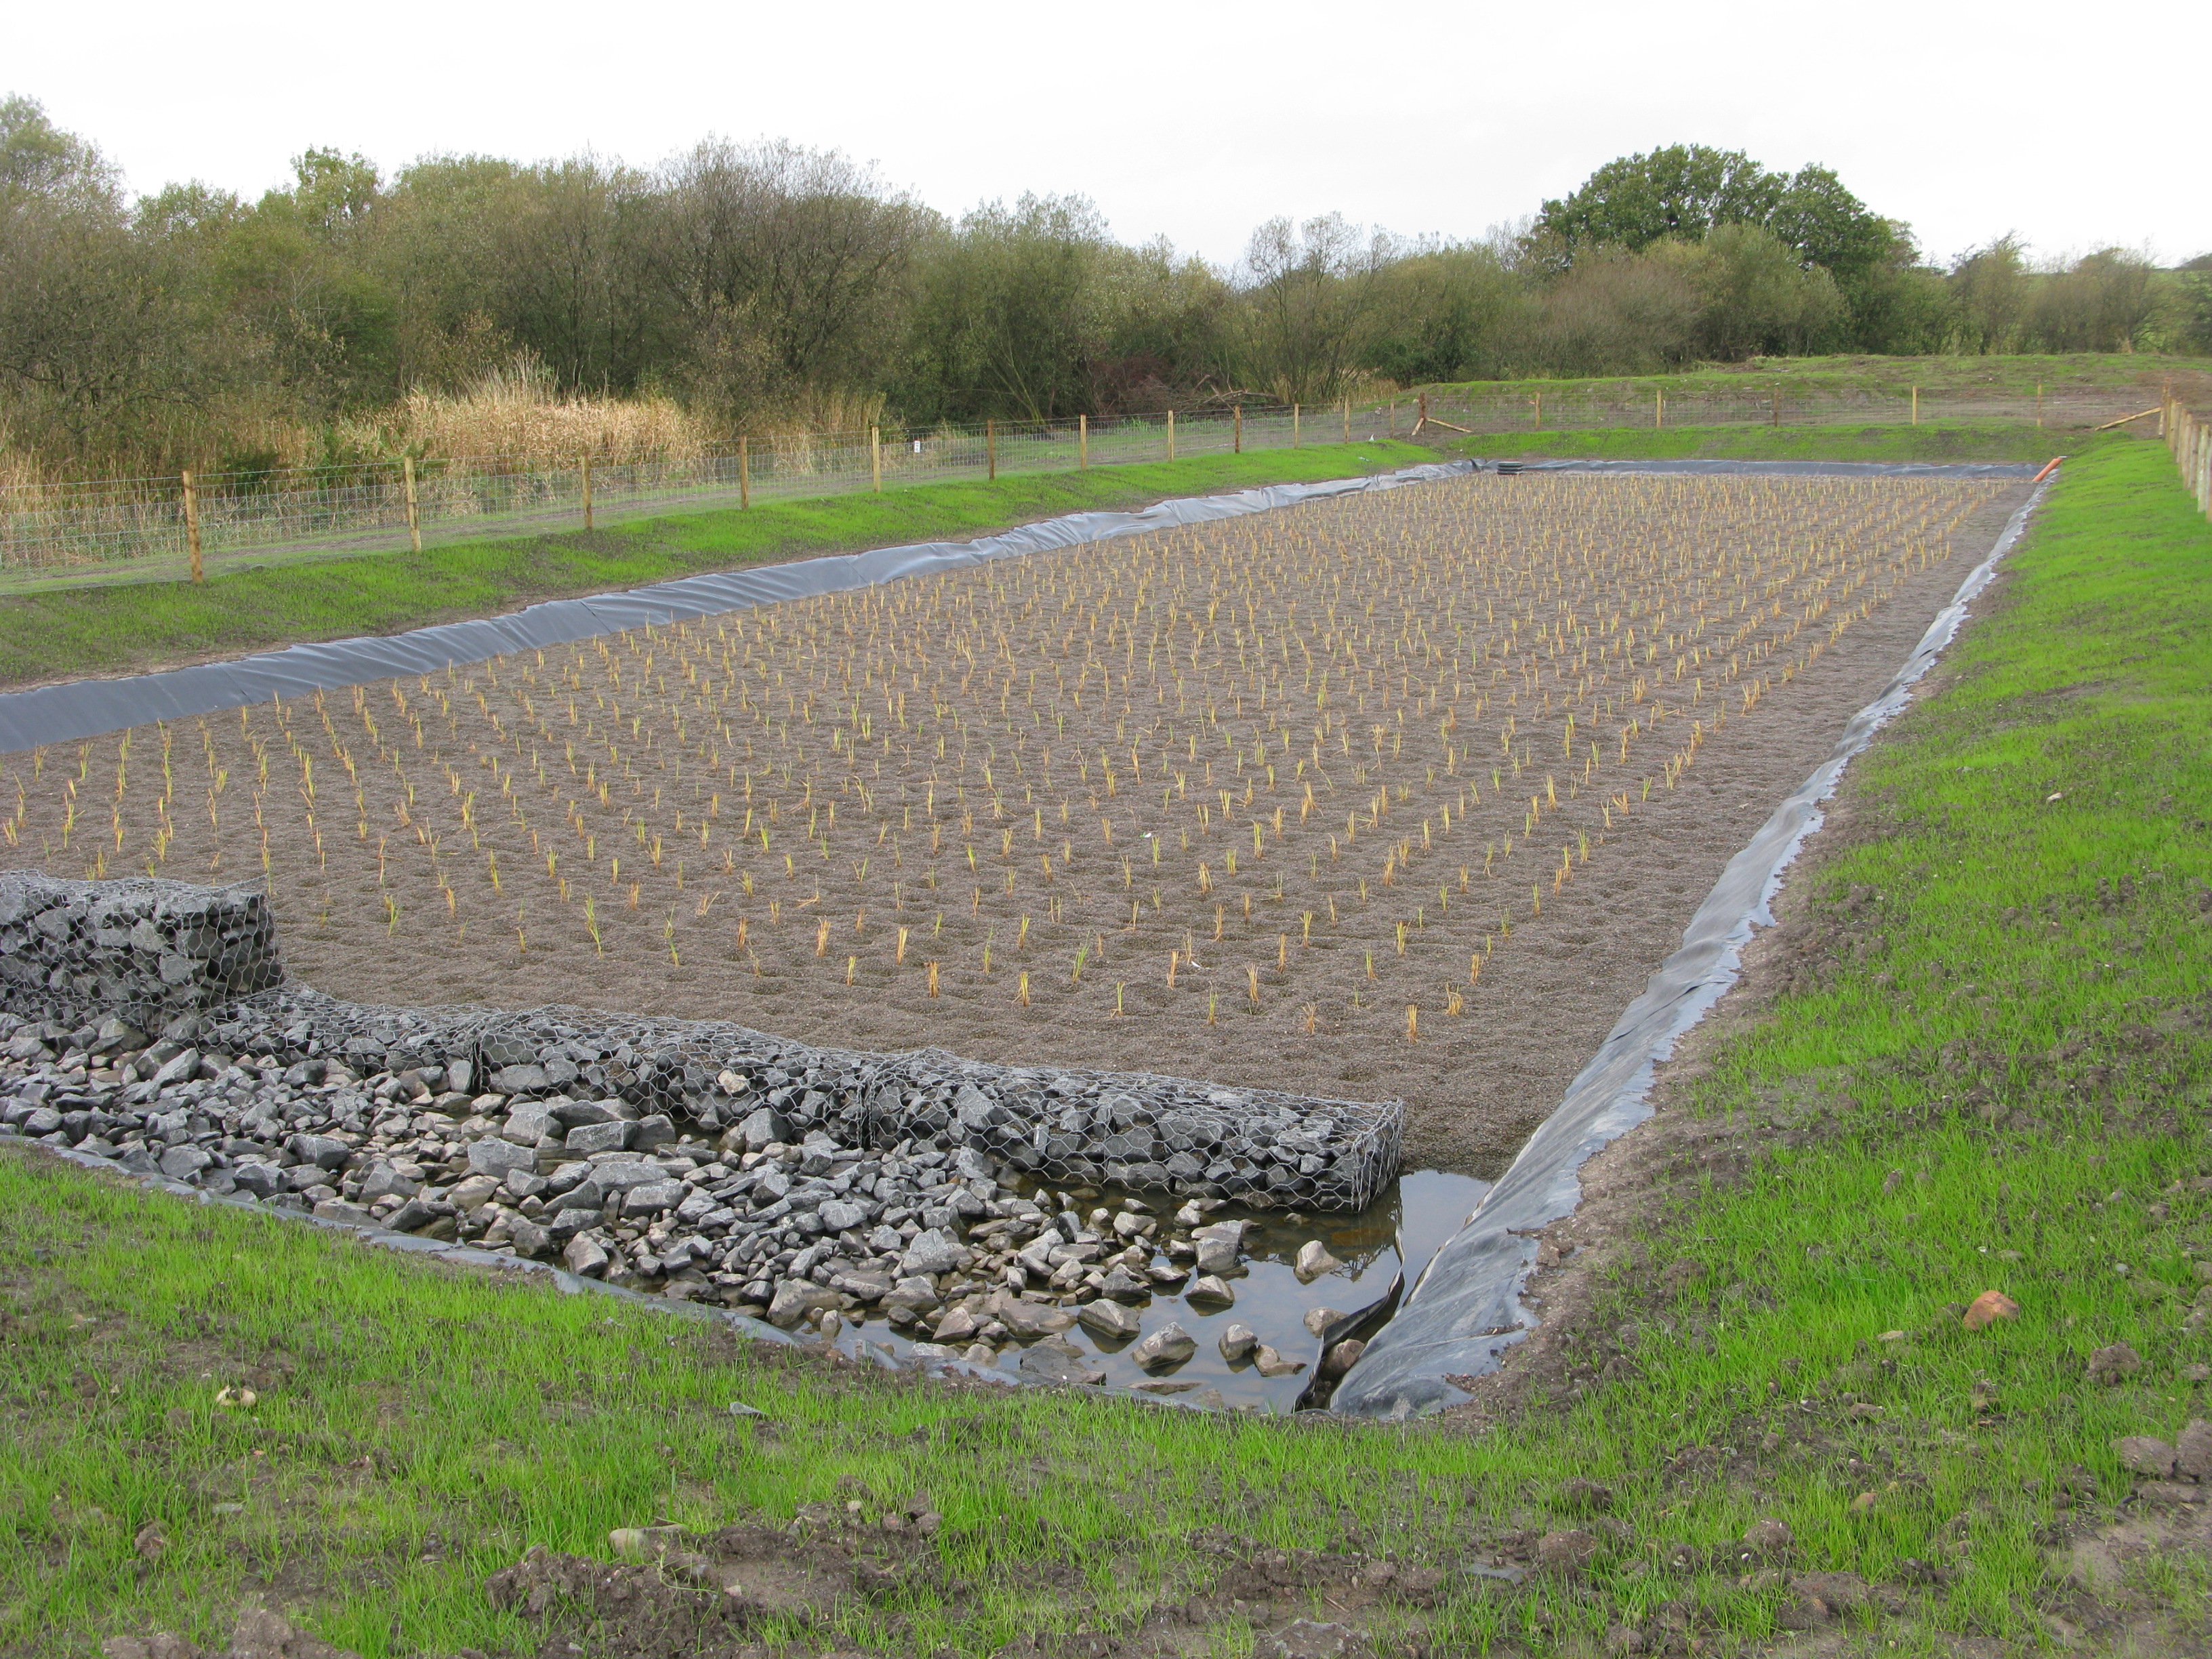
1491 459 2041 479
1334 479 2051 1419
0 462 1472 755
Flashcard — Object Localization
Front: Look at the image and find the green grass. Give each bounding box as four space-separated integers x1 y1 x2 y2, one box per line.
1442 419 2100 466
3 441 2207 1656
0 443 1429 693
1412 351 2200 401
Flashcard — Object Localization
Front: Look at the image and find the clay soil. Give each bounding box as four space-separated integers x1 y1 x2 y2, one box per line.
0 472 2025 1177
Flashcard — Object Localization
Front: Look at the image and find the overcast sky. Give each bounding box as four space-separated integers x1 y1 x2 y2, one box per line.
14 0 2209 269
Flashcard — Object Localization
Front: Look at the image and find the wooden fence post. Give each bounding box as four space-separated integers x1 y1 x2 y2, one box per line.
1771 390 1780 429
986 419 997 481
1166 409 1175 462
871 426 882 493
581 456 594 531
2036 384 2044 430
1910 386 1919 427
1342 397 1351 442
1654 388 1664 429
1233 405 1242 454
739 436 750 508
403 456 422 552
181 469 203 584
1533 390 1542 430
1079 414 1088 469
1293 404 1302 447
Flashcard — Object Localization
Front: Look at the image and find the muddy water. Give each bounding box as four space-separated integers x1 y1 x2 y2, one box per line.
831 1168 1488 1411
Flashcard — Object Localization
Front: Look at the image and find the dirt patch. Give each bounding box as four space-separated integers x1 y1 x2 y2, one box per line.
1 473 2022 1179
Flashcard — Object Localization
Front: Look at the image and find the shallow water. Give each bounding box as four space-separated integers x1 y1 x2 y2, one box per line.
832 1168 1490 1411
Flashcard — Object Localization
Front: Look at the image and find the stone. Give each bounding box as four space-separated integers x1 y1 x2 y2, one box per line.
501 1103 557 1145
900 1229 966 1277
1185 1274 1234 1308
768 1281 845 1329
157 1145 213 1181
1294 1240 1343 1282
1131 1322 1196 1370
565 1120 634 1154
2137 1481 2209 1505
2175 1419 2212 1479
1319 1338 1366 1378
1252 1344 1305 1378
1788 1572 1867 1621
466 1137 535 1180
149 1048 200 1089
933 1306 984 1343
1076 1300 1142 1341
1536 1529 1600 1576
312 1200 373 1225
230 1162 286 1199
562 1235 610 1277
998 1299 1078 1339
356 1163 419 1204
1098 1265 1152 1301
2089 1341 2144 1385
1194 1237 1242 1275
1018 1338 1106 1387
490 1063 549 1096
1218 1322 1259 1361
286 1134 350 1172
2116 1435 2178 1477
448 1176 501 1212
1961 1289 2020 1330
620 1180 686 1218
1303 1306 1345 1338
508 1218 554 1260
819 1199 869 1233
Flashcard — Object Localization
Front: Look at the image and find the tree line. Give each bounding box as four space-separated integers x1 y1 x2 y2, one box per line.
2 98 2205 478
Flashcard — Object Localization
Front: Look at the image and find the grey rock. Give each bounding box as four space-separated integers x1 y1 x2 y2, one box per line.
287 1134 350 1172
312 1199 374 1225
491 1063 549 1095
819 1199 868 1232
997 1298 1078 1338
562 1234 610 1277
565 1120 634 1154
157 1144 213 1181
508 1218 554 1259
1252 1344 1304 1378
589 1160 663 1193
501 1103 557 1145
467 1137 535 1180
620 1180 687 1218
1294 1240 1343 1282
1187 1274 1235 1307
229 1161 287 1199
1076 1300 1142 1340
1130 1321 1196 1370
448 1174 501 1212
356 1162 419 1204
150 1048 201 1088
1019 1337 1106 1386
1194 1237 1242 1275
900 1228 966 1277
767 1280 844 1328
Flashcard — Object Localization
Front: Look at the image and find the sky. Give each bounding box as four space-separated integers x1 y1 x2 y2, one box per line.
12 0 2209 269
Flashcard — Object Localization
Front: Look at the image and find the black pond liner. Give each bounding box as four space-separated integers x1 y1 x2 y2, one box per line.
0 461 1471 755
1331 474 2052 1419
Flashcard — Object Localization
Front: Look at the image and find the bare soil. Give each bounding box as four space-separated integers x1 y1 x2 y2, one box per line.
1 473 2023 1179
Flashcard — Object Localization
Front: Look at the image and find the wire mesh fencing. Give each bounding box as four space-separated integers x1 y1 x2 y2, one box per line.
0 385 2129 591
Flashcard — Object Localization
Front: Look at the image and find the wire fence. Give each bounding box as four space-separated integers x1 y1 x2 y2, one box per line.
0 385 2139 591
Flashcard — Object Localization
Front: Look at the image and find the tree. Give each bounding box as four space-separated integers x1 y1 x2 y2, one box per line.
1947 237 2028 353
1359 241 1525 384
1529 146 1785 264
1234 214 1389 405
2028 248 2157 352
1656 223 1846 360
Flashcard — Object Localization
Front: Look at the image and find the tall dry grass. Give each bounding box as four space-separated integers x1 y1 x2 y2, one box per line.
354 358 714 469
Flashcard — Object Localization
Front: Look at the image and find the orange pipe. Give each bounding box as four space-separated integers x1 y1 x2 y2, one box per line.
2032 456 2066 483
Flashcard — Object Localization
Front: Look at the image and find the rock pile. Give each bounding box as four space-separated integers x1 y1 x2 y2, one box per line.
0 1000 1300 1367
0 874 281 1033
0 874 1401 1378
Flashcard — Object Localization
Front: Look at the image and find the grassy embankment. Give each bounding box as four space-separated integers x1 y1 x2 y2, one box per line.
1416 352 2200 402
1438 420 2125 466
1 440 2207 1657
0 442 1427 693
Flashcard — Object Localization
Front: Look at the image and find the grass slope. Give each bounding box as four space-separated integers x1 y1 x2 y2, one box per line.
1443 419 2096 466
2 442 2207 1658
1412 352 2200 402
0 443 1428 694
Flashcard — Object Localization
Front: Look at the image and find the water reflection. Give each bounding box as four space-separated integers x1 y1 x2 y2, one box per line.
834 1167 1490 1412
